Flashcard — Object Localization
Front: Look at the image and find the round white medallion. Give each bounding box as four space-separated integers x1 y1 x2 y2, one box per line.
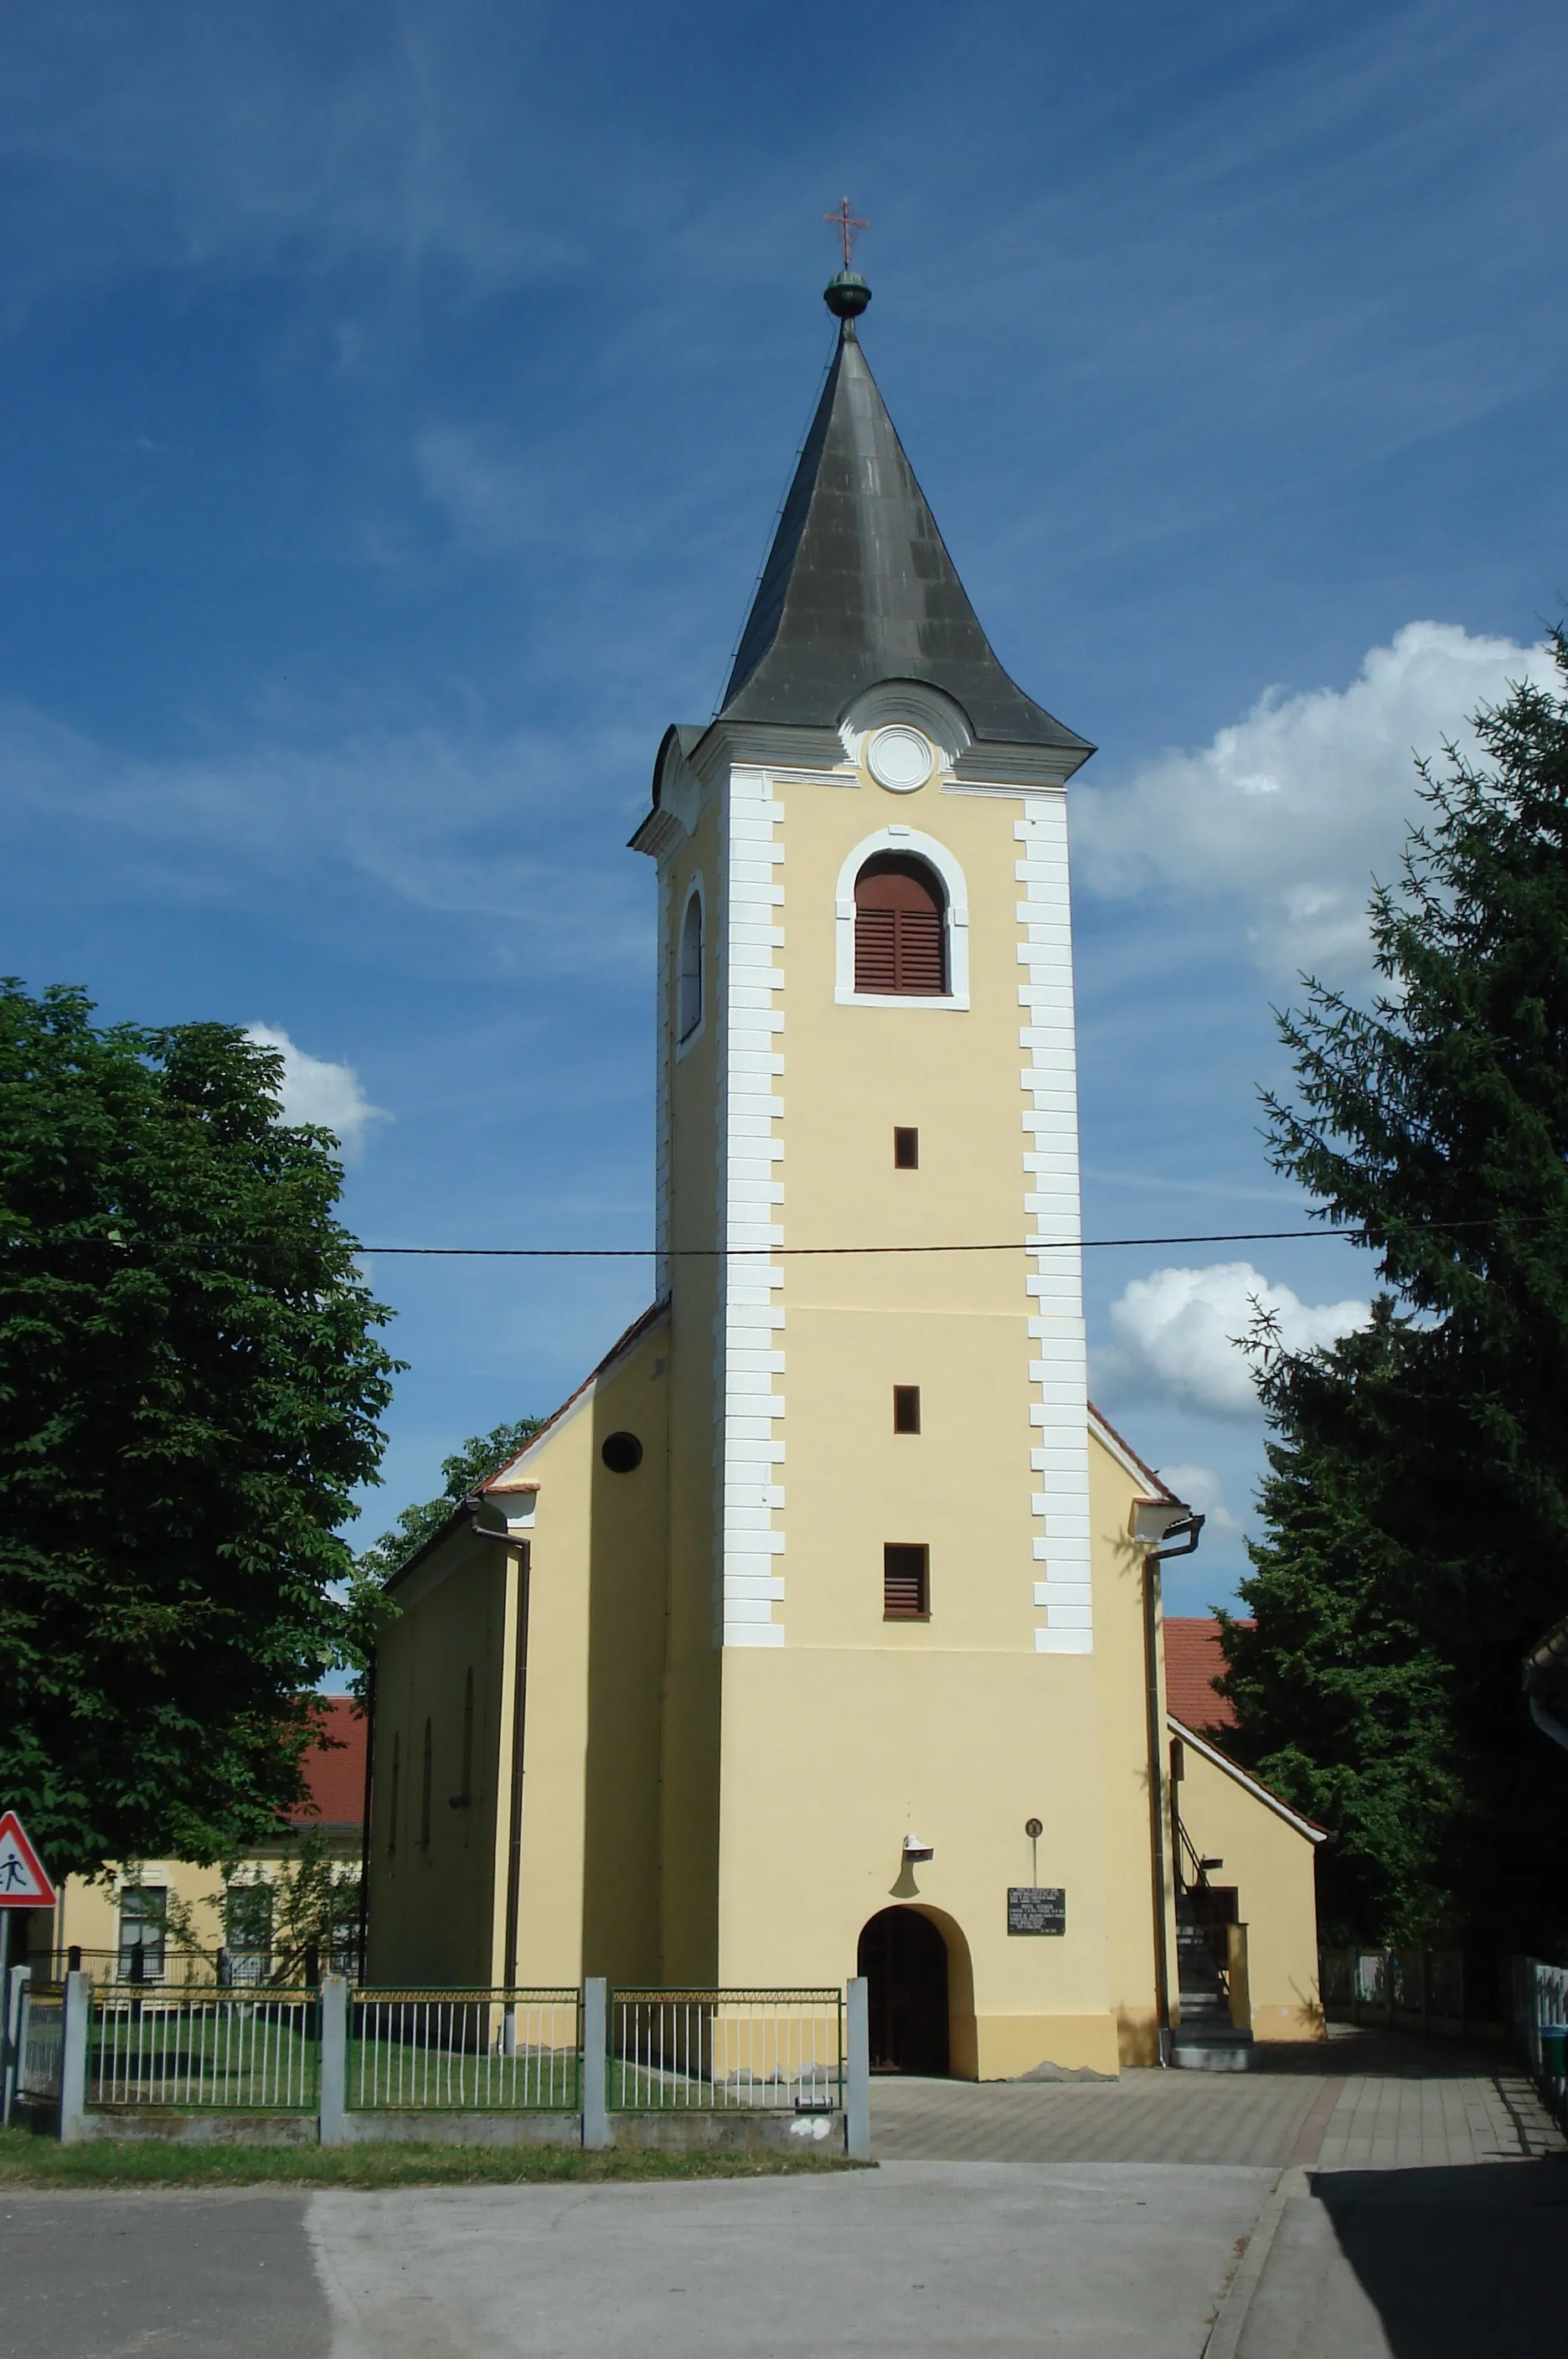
866 725 934 792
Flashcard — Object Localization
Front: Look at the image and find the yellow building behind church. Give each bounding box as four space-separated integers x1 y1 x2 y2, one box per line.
364 266 1324 2074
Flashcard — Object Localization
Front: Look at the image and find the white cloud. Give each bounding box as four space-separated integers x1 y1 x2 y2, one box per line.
1156 1463 1242 1537
0 699 652 978
244 1025 389 1160
1073 623 1557 979
1099 1260 1370 1420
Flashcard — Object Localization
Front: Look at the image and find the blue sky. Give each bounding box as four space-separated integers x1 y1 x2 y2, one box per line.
3 0 1564 1614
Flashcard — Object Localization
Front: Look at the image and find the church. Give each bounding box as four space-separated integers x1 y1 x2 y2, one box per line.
364 264 1324 2075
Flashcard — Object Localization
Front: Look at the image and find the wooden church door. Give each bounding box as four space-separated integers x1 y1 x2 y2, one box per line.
858 1907 950 2075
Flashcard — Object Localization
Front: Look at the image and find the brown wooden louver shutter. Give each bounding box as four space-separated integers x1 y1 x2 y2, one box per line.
884 1543 930 1619
854 858 946 995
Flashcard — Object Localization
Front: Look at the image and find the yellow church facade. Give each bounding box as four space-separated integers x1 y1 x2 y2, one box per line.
365 267 1323 2074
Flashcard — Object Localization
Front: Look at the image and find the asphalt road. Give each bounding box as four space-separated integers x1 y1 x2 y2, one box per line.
0 2191 332 2358
3 2165 1270 2358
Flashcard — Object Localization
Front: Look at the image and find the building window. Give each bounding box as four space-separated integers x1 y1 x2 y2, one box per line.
893 1386 921 1434
419 1717 433 1850
387 1730 400 1856
893 1126 920 1169
884 1543 930 1620
224 1879 274 1987
678 885 704 1043
117 1886 168 1984
854 857 947 996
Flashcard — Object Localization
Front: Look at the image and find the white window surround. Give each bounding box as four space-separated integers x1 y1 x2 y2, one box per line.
675 874 706 1059
833 826 971 1009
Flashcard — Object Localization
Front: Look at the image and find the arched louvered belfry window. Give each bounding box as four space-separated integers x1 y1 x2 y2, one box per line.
853 855 948 996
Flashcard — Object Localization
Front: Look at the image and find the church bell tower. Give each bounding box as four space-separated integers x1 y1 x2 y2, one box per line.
631 265 1116 2073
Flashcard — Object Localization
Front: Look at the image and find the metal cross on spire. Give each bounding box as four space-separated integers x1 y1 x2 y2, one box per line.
823 196 869 269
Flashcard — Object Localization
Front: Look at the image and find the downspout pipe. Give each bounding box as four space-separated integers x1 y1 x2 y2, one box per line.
1141 1512 1205 2066
356 1653 377 1982
502 1541 533 1993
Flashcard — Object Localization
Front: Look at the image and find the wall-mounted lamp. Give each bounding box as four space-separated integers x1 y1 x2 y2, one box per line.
902 1835 934 1862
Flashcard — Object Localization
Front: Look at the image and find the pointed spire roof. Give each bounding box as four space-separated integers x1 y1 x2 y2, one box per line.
719 281 1091 756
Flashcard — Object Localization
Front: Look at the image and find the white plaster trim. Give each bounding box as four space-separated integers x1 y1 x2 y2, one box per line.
1017 806 1092 1656
766 768 855 787
717 771 787 1648
1168 1716 1330 1843
1086 1405 1178 1500
674 873 707 1063
941 779 1075 801
833 827 971 1009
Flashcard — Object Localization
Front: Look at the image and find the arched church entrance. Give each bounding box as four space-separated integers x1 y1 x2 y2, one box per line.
857 1907 950 2075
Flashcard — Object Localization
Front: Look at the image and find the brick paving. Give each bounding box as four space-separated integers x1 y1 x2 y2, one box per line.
870 2026 1565 2171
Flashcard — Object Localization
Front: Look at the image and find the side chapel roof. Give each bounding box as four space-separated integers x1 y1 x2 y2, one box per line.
1163 1617 1250 1737
717 278 1093 756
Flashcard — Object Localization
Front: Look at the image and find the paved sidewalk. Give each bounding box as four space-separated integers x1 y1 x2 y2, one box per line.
869 2025 1564 2171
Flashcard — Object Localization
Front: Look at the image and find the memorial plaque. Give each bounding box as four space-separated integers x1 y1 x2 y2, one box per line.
1007 1886 1066 1936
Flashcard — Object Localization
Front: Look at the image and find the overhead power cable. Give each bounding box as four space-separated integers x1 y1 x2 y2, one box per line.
354 1226 1392 1259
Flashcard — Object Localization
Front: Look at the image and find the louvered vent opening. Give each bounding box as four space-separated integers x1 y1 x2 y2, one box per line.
884 1542 930 1620
854 857 948 995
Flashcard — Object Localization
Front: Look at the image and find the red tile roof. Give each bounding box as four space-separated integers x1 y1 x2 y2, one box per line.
1163 1617 1251 1735
288 1697 367 1829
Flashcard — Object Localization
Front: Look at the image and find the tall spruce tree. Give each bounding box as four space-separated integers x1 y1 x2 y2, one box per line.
1222 632 1568 1962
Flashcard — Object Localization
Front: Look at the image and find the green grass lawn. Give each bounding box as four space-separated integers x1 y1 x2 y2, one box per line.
0 2126 869 2190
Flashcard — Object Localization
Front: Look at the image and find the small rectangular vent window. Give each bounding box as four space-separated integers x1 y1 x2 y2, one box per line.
893 1386 921 1434
884 1543 930 1620
893 1127 919 1169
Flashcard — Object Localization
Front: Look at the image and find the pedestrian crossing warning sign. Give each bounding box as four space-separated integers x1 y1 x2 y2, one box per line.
0 1811 55 1907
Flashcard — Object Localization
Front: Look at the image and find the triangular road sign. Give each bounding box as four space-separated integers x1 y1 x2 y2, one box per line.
0 1811 56 1907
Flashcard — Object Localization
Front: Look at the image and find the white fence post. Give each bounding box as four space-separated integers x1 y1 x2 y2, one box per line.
1 1964 29 2127
59 1970 90 2145
581 1977 611 2150
845 1976 870 2159
319 1974 348 2146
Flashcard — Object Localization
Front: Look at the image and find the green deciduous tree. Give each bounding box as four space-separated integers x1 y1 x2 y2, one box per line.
357 1418 543 1585
1222 633 1568 1959
0 983 400 1881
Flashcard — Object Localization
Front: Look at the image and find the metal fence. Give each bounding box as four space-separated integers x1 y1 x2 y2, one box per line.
608 1988 843 2112
1510 1955 1568 2132
349 1989 580 2112
19 1985 64 2103
1319 1946 1464 2026
90 1987 320 2110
